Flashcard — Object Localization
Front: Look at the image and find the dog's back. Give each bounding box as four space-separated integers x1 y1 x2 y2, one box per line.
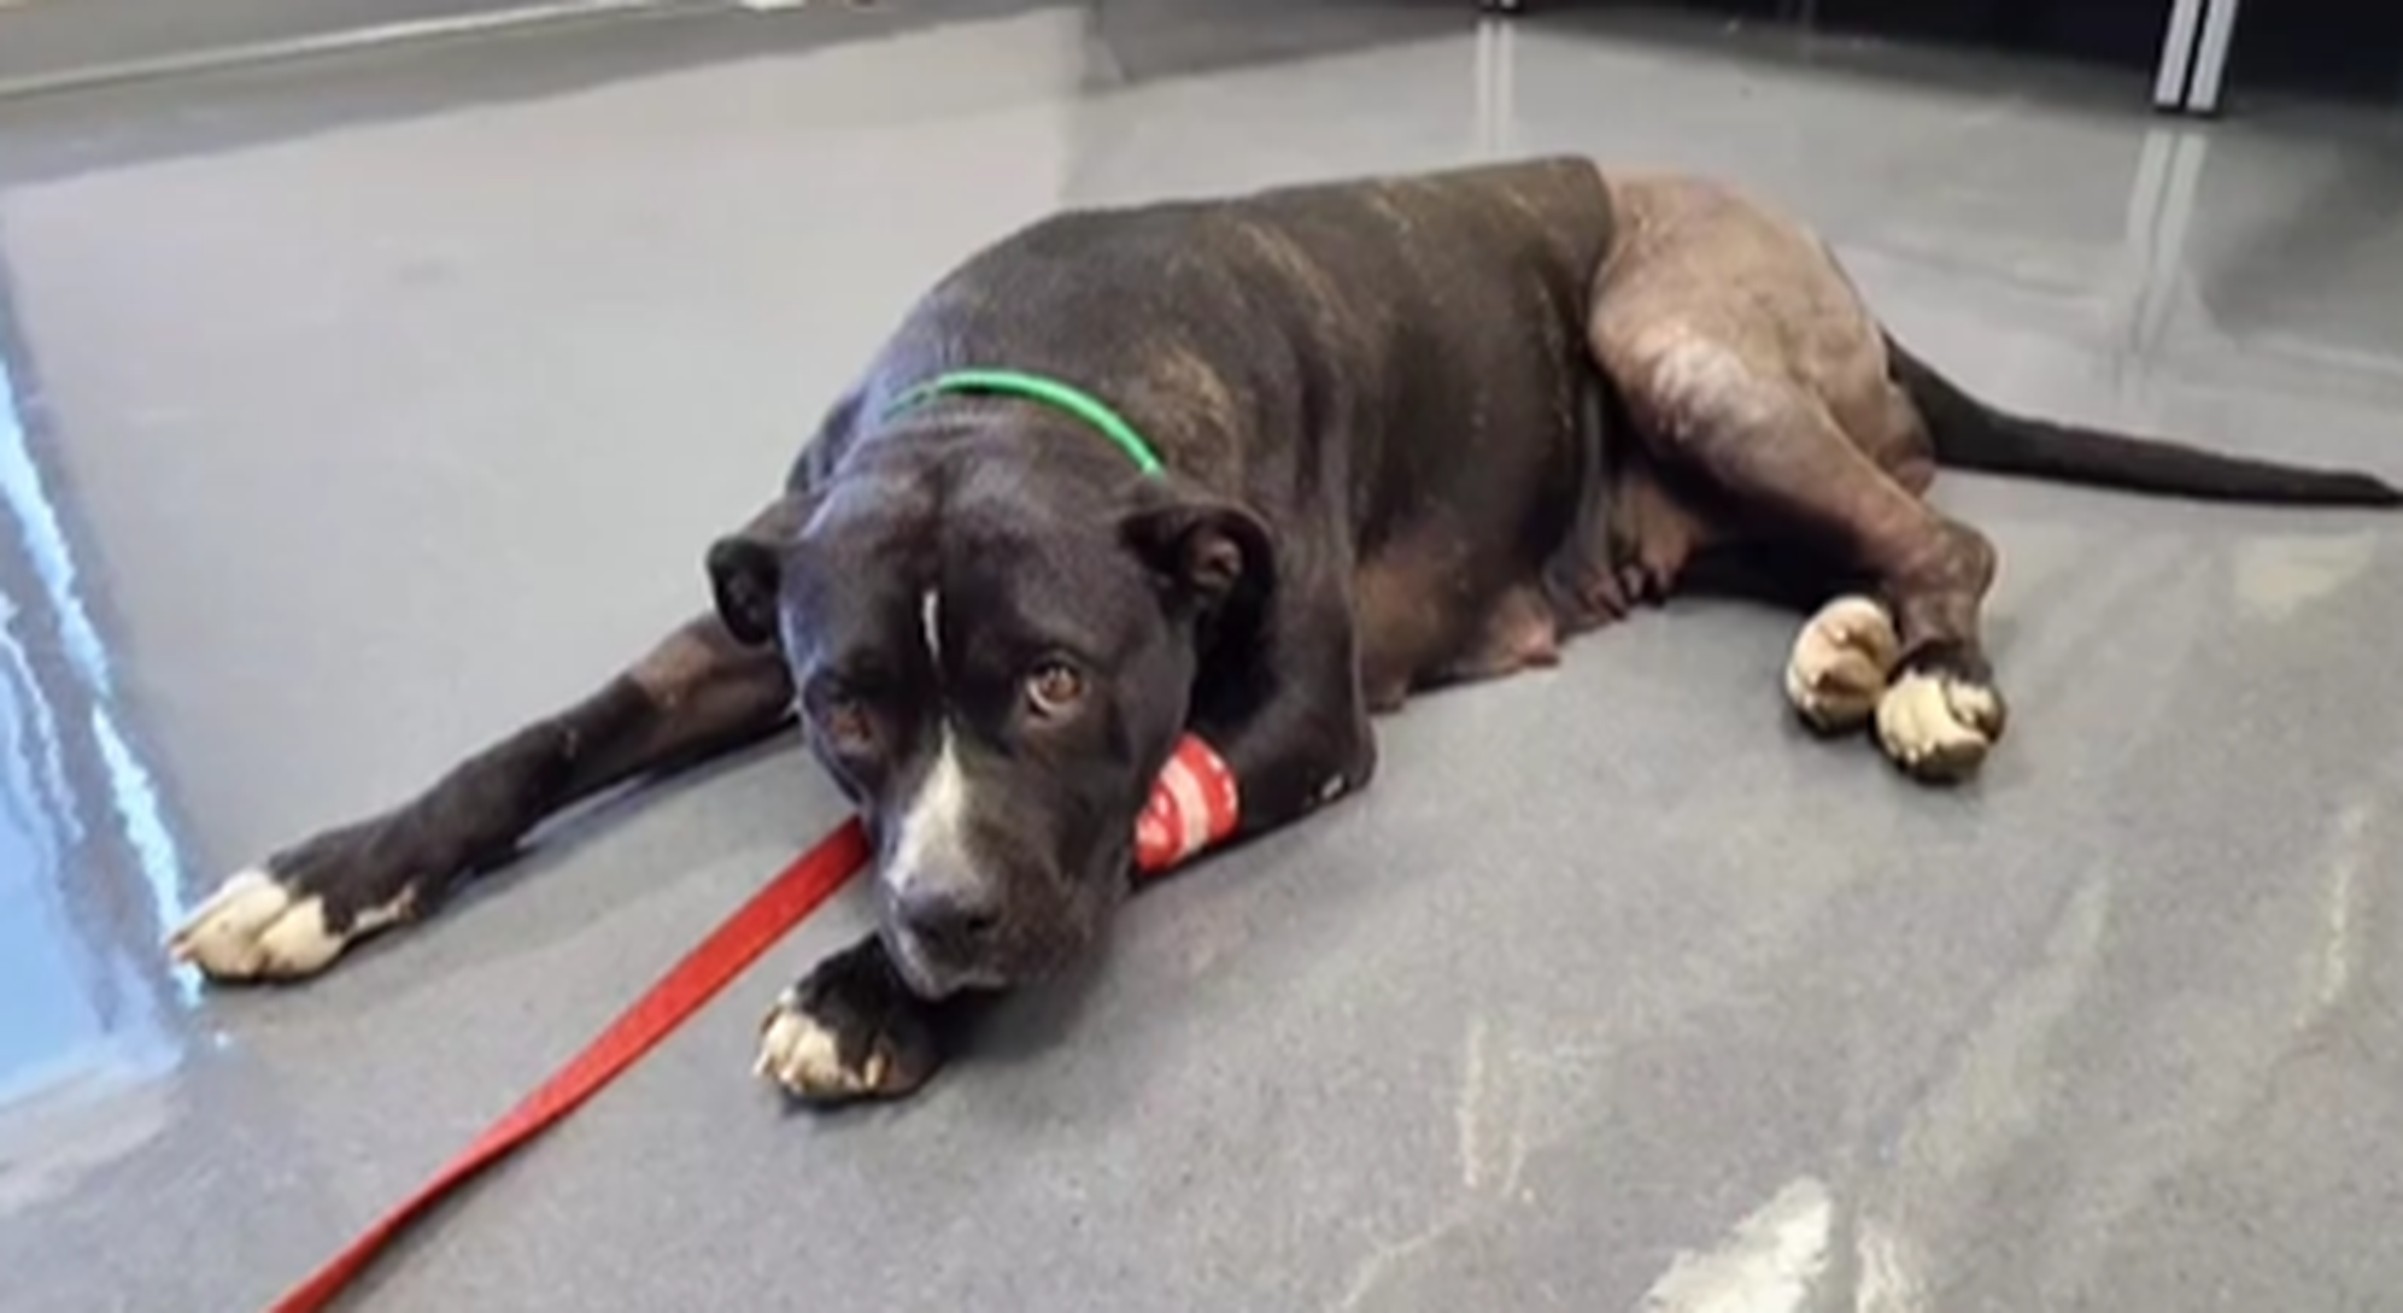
840 159 1619 548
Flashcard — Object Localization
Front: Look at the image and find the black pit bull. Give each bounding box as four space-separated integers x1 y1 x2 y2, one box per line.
169 159 2399 1102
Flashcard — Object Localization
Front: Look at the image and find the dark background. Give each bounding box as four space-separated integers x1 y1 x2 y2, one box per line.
1665 0 2403 103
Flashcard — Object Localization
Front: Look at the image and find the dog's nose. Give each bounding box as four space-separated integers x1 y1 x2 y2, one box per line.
895 879 1004 958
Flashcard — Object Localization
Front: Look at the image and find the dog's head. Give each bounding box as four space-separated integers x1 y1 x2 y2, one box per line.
707 432 1270 998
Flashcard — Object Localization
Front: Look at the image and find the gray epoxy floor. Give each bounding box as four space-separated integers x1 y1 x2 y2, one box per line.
6 7 2403 1311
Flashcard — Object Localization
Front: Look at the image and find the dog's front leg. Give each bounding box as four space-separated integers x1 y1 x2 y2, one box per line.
1194 601 1380 846
756 935 944 1103
172 613 794 982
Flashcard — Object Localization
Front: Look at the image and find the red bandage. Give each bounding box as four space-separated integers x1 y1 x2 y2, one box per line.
1135 734 1239 874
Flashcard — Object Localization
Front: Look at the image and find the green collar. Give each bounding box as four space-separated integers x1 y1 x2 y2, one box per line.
884 368 1166 478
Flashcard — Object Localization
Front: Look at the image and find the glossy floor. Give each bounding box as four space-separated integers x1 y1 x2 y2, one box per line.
4 6 2402 1310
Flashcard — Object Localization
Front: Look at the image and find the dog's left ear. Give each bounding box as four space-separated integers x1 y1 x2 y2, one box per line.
705 492 814 647
1121 492 1276 618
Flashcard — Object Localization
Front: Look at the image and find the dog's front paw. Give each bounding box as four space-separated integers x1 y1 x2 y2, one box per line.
1785 595 1899 733
169 870 354 981
169 817 445 982
755 939 940 1105
1875 666 2007 783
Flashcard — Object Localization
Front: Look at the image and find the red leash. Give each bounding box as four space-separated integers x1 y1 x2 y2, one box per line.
266 819 871 1313
262 735 1238 1312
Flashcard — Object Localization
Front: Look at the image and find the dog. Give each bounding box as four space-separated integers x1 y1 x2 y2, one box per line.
167 159 2399 1103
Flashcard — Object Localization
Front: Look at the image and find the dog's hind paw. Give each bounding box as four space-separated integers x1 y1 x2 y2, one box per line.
754 940 940 1105
167 868 410 981
1875 668 2006 783
1785 596 1899 733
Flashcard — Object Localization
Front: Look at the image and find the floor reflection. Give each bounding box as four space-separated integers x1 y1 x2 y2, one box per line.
0 246 186 1123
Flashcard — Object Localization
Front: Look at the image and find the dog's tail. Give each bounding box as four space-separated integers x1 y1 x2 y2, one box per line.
1886 334 2401 507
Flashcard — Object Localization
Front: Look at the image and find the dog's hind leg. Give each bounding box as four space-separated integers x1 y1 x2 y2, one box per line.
171 499 806 982
1590 308 2005 782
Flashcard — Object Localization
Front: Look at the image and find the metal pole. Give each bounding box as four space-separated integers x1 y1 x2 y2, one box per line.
2153 0 2209 110
2186 0 2243 114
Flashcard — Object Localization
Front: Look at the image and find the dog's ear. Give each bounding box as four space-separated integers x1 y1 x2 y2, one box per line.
706 494 811 647
1121 491 1276 620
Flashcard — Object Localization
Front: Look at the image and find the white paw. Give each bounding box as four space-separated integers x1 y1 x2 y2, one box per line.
166 869 404 981
755 992 889 1101
1784 596 1899 732
1874 670 2006 782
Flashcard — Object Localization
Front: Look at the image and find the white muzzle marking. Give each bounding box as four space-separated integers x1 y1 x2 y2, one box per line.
885 727 972 898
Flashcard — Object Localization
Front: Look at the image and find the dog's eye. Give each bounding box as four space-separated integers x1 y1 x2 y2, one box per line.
1025 661 1087 719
